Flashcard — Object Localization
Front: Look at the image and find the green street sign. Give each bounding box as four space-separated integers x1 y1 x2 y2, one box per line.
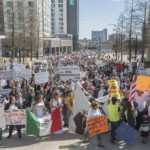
70 0 74 6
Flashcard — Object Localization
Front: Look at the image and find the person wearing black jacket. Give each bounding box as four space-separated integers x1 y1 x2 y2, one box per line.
5 96 22 139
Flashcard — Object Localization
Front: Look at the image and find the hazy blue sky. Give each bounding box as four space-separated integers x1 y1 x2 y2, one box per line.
79 0 125 39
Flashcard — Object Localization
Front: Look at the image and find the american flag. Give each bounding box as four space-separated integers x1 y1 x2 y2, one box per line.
129 63 140 104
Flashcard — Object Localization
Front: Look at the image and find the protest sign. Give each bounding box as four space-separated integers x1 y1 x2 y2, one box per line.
146 68 150 76
0 89 12 95
139 70 147 76
35 72 49 84
0 106 5 128
129 62 132 72
5 109 26 125
15 69 32 81
135 76 150 91
21 69 32 76
59 66 80 81
108 80 120 99
87 116 108 137
139 63 144 70
117 65 123 71
115 121 140 146
14 64 26 73
1 70 16 80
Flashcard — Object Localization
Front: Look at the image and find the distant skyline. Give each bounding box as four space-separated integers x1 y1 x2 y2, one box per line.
79 0 125 39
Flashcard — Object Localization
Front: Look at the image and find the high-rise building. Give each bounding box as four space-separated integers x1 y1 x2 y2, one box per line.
92 29 107 42
67 0 79 51
51 0 67 34
2 0 51 57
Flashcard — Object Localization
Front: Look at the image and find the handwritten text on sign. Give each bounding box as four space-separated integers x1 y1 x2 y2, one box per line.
59 66 80 81
87 116 108 137
5 109 26 125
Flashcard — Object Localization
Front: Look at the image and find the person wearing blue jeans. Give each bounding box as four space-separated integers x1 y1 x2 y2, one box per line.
83 101 105 147
0 128 2 146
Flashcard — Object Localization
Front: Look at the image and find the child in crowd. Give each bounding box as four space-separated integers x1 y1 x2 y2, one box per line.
139 115 150 144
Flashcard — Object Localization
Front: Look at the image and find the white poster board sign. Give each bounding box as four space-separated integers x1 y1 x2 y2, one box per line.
129 62 132 72
146 68 150 76
14 64 26 73
1 70 16 80
35 72 49 84
59 66 80 80
0 106 5 128
139 70 147 76
21 69 32 76
5 109 26 125
0 89 12 95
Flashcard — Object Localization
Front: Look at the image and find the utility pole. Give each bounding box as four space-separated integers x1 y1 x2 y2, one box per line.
129 0 134 62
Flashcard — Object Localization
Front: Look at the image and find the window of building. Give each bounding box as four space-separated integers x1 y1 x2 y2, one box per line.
52 22 55 26
7 9 13 14
51 0 55 3
6 1 13 7
7 16 12 23
52 18 55 21
59 27 64 30
59 0 63 3
7 24 12 30
59 9 63 12
18 9 23 15
59 13 63 17
59 18 63 21
28 1 34 7
28 9 34 15
51 13 55 17
17 1 23 7
18 15 23 22
58 4 63 7
51 4 55 8
59 22 63 26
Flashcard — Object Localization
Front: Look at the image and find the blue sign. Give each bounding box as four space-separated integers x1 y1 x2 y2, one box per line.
115 122 140 146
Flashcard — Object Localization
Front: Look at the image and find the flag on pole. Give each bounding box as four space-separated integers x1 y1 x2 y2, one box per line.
26 108 62 136
129 63 140 104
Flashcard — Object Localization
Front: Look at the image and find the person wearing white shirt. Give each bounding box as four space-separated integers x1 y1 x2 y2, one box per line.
83 101 104 147
135 91 146 130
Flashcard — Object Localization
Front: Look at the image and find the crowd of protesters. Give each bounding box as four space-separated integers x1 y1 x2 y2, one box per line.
0 51 150 147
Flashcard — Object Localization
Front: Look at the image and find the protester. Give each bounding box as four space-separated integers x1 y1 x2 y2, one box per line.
0 102 3 146
50 92 63 134
139 115 150 144
83 101 104 147
124 102 136 128
108 97 121 143
64 90 75 124
5 96 22 139
31 94 47 118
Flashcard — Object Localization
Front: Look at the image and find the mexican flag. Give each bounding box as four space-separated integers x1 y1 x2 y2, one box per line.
26 108 62 136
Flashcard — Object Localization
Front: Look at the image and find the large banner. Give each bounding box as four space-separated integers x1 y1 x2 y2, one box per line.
108 80 120 99
5 109 26 125
87 116 108 137
0 106 5 128
1 70 16 80
59 66 80 81
35 72 49 84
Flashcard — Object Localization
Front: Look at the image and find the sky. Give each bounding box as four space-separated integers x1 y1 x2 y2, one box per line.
79 0 125 39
